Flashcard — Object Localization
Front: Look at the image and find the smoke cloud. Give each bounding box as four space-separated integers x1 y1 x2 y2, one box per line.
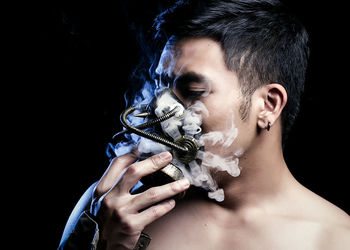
112 83 242 202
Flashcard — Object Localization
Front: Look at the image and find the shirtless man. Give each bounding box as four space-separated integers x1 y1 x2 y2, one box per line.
58 0 350 249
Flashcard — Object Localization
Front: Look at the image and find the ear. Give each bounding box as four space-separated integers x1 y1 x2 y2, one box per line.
257 83 287 130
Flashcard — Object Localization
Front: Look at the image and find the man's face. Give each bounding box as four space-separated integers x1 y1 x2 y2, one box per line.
157 38 259 158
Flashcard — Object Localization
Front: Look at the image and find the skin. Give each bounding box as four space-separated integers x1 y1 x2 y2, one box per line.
93 38 350 249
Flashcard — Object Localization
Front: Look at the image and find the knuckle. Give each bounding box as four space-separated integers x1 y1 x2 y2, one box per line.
113 206 125 219
169 181 180 193
120 217 142 234
127 164 140 176
101 195 125 216
120 216 132 230
150 155 163 170
101 195 114 210
146 187 159 202
150 206 162 219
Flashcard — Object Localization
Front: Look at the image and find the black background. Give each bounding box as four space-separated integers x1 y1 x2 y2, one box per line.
27 0 349 248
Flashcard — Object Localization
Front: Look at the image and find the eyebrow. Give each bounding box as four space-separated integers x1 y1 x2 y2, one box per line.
174 71 209 86
159 71 210 87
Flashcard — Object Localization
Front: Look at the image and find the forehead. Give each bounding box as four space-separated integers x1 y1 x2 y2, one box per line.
156 38 229 76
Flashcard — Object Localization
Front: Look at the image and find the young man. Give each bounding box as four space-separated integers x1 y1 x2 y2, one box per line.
59 0 350 249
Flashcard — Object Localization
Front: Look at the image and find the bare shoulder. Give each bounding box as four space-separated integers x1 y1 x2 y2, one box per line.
296 185 350 249
318 200 350 250
301 185 349 224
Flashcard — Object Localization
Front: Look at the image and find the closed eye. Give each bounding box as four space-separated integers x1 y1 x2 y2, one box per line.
180 89 206 99
172 72 210 100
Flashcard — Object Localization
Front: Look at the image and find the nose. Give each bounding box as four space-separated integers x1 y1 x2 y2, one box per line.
170 87 184 102
167 87 189 108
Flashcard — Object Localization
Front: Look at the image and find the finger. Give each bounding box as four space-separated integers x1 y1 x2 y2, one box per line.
130 178 190 212
136 199 176 227
95 151 138 197
117 151 173 194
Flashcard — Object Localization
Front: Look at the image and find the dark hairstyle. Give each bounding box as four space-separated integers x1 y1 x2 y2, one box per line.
152 0 310 143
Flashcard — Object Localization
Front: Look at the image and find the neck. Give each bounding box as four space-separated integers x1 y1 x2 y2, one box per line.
213 130 296 210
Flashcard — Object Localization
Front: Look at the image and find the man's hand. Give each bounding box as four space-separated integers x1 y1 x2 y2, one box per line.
92 151 190 250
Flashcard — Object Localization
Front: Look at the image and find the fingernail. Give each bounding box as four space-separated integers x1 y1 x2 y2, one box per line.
168 199 175 206
179 178 190 188
159 151 172 161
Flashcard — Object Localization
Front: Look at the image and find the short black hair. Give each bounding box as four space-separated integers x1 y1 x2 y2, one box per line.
153 0 310 142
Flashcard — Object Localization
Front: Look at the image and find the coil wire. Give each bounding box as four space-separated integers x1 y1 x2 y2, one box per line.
120 106 189 153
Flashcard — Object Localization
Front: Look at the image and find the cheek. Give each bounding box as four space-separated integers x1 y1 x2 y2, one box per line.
200 96 240 133
233 111 259 152
199 95 257 155
201 111 226 134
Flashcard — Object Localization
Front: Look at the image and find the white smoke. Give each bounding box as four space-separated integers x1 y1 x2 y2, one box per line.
112 84 243 202
175 101 242 202
198 112 242 179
